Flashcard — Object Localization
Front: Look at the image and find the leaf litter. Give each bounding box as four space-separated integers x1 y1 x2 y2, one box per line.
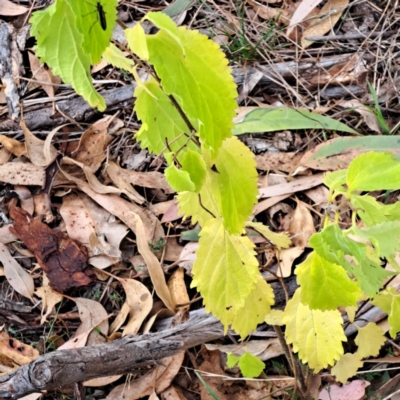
1 0 400 398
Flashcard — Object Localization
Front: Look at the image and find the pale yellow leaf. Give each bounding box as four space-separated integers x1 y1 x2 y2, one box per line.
265 309 284 326
355 323 386 359
109 301 130 334
283 289 346 371
331 353 363 384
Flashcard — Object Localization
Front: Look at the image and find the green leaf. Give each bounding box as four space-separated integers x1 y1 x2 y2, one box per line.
134 79 198 158
191 218 259 327
226 353 240 368
210 137 258 234
138 12 237 152
352 194 400 226
372 287 400 338
30 0 117 110
181 150 207 192
347 152 400 193
301 136 400 171
323 169 347 191
246 221 291 250
351 222 400 259
102 43 135 72
233 108 358 135
165 164 195 192
238 352 265 378
296 251 362 310
283 289 346 372
311 226 391 296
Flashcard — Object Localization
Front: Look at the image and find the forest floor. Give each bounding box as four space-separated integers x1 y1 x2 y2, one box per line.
0 0 400 399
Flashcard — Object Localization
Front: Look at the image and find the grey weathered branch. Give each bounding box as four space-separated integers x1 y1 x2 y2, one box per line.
0 313 223 399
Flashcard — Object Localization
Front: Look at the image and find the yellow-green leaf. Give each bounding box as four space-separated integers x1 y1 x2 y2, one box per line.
331 353 363 384
126 22 149 61
141 12 238 152
191 218 259 327
372 287 400 338
355 323 386 359
229 276 274 338
102 43 135 72
296 252 362 310
347 152 400 193
181 150 207 192
246 221 291 250
283 289 346 372
210 137 258 234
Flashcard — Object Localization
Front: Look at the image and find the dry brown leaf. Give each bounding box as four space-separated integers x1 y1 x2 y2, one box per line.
253 194 291 216
106 352 185 400
259 173 324 199
149 200 175 216
278 246 304 277
161 202 182 223
58 331 92 350
60 166 164 243
0 162 45 186
0 135 26 157
0 226 17 244
167 268 189 311
10 206 95 292
247 0 290 24
0 242 34 300
20 119 57 167
255 152 303 173
107 162 174 193
120 278 153 336
149 392 160 400
287 0 324 36
84 374 123 388
34 274 63 325
27 52 62 97
288 199 316 248
131 213 175 312
71 116 114 172
338 99 381 133
17 394 42 400
164 238 184 262
178 242 198 274
0 148 11 165
106 161 146 203
0 331 38 365
60 193 128 259
206 338 283 361
302 0 350 48
14 186 34 215
160 385 186 400
33 193 54 223
109 301 130 334
74 297 109 346
0 0 28 16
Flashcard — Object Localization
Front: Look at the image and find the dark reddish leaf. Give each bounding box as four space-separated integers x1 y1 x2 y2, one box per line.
9 206 95 292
